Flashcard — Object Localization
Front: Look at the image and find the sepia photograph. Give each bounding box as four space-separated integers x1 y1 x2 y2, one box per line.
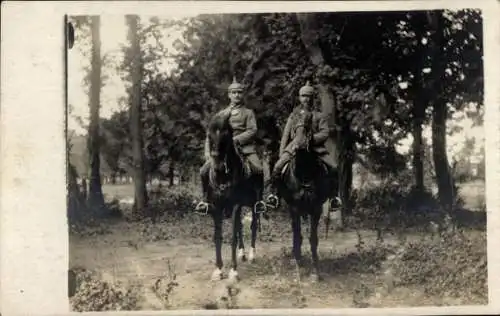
65 7 488 312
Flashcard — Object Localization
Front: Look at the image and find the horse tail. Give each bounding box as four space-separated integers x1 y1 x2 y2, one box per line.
325 201 331 239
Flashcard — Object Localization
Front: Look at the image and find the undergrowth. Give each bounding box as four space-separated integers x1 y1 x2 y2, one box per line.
69 267 140 311
389 229 487 304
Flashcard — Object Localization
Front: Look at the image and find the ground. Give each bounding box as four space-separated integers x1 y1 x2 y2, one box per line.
69 181 487 311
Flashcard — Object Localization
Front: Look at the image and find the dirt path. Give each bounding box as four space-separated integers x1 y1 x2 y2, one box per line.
70 219 443 310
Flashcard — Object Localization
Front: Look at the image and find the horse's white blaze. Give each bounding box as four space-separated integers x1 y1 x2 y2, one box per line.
248 247 256 262
211 268 223 281
237 248 246 260
228 268 239 281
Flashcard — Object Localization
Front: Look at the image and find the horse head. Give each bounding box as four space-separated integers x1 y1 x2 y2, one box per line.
208 110 235 174
289 110 318 191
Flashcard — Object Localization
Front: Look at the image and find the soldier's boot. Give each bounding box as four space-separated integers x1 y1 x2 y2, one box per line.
266 176 280 209
323 164 341 211
195 161 211 213
247 156 268 214
266 157 288 209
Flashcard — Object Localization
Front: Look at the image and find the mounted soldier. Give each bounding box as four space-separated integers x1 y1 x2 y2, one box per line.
196 77 265 211
267 81 337 206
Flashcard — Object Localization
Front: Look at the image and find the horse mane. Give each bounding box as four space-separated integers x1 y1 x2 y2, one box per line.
208 110 232 134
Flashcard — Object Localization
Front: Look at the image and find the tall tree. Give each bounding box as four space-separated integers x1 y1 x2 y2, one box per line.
125 14 148 214
86 15 106 214
427 10 454 214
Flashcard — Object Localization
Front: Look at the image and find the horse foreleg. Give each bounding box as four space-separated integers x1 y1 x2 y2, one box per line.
212 211 223 281
237 206 247 262
290 209 303 265
309 207 321 282
229 204 241 281
249 211 259 262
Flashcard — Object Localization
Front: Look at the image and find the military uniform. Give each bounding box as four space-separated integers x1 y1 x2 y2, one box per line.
198 78 263 203
267 82 337 206
272 107 336 175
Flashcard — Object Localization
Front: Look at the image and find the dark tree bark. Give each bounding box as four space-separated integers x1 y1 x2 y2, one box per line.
338 116 354 215
296 13 339 166
412 83 426 193
67 162 88 223
126 15 149 215
87 15 106 214
432 98 454 212
410 14 431 194
427 11 455 214
168 162 175 187
296 13 348 222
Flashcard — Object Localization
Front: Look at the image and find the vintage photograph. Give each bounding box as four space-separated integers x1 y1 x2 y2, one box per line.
66 8 487 311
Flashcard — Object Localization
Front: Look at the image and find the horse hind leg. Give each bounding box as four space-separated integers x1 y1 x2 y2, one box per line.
249 210 259 262
212 212 224 281
309 207 321 282
290 210 303 265
229 204 241 282
237 206 249 262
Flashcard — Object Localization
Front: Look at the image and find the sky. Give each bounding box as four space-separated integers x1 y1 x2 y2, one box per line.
67 14 191 135
67 14 485 162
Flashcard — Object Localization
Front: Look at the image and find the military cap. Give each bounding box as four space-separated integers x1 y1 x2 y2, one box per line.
228 76 244 92
299 81 314 96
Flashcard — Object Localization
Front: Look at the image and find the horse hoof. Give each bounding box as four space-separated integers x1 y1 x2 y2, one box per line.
238 249 247 261
248 247 256 262
310 273 320 283
228 268 239 282
211 268 223 281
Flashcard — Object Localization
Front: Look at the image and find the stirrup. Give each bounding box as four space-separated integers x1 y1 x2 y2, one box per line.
266 194 280 209
194 201 210 215
254 200 268 215
329 196 342 212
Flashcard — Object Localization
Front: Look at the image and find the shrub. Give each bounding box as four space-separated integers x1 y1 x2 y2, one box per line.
350 171 441 230
149 185 202 219
69 268 140 311
389 230 487 303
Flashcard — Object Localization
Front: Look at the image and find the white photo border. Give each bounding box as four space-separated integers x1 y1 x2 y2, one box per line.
1 1 499 315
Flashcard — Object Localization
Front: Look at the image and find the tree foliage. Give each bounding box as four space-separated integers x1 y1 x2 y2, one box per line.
71 9 483 217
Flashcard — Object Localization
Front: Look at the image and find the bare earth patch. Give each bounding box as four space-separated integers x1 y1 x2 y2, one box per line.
69 212 486 310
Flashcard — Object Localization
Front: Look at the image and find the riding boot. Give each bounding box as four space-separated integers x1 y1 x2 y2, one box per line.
195 161 211 212
265 169 281 209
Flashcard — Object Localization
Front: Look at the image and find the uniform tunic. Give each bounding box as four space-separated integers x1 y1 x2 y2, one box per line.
273 107 337 174
200 104 263 175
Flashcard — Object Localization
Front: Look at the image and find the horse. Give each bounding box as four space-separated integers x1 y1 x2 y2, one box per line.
201 110 266 282
274 110 338 281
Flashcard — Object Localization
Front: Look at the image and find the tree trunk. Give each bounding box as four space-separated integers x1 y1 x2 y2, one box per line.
338 118 354 216
126 15 148 215
296 13 346 224
168 162 175 187
432 98 454 212
427 11 455 215
87 15 106 214
67 162 87 223
411 15 431 195
412 96 425 193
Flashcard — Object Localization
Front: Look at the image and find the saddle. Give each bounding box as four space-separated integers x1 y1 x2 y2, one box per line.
280 158 330 178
